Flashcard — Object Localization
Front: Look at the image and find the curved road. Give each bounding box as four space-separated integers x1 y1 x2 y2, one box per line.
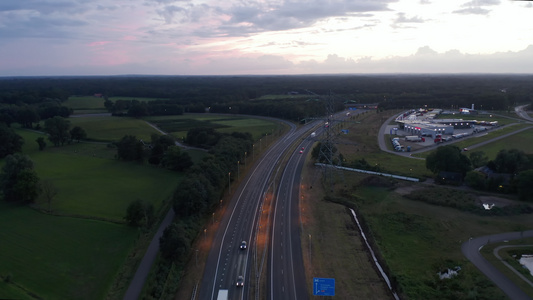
461 230 533 300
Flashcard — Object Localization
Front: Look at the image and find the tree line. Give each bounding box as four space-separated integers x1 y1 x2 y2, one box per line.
426 145 533 201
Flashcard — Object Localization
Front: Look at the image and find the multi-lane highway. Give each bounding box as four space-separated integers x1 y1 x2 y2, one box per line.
198 119 320 300
268 136 316 300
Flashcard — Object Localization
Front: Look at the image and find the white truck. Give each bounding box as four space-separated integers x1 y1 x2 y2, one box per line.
217 289 228 300
405 135 422 142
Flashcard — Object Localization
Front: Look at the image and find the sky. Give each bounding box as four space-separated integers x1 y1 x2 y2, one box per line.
1 0 533 76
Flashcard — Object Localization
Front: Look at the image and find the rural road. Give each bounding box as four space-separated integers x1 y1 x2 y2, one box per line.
122 208 175 300
461 230 533 300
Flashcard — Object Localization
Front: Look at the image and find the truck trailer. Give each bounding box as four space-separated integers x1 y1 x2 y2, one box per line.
405 135 424 142
217 289 228 300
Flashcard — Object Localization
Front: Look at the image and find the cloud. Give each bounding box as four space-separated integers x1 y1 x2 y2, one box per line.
221 0 394 34
148 0 395 38
453 0 500 15
292 45 533 74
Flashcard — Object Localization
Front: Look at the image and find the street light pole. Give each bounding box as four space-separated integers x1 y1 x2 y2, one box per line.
228 172 231 194
237 161 240 179
309 234 312 269
468 237 472 257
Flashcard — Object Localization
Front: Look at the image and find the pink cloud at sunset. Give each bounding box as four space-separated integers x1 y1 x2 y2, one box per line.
0 0 532 76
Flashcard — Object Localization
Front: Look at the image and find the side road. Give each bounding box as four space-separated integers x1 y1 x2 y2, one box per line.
123 209 175 300
461 230 533 300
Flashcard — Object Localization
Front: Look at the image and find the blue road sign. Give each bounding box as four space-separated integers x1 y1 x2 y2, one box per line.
313 278 335 296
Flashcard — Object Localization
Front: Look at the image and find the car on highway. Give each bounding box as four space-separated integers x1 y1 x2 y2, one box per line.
236 275 244 287
299 150 303 154
240 241 247 249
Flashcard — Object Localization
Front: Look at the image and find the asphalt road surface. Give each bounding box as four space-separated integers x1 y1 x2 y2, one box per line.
461 230 533 300
198 120 308 300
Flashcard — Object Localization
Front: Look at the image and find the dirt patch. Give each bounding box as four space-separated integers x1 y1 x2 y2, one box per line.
394 182 517 207
478 195 517 207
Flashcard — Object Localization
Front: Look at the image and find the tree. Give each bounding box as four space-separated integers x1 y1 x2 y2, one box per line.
0 124 23 158
40 179 57 212
16 106 40 128
0 154 40 203
469 151 489 168
124 199 154 227
69 126 87 143
172 174 214 218
128 103 149 118
426 145 472 176
44 116 71 146
116 135 144 161
148 134 174 165
36 136 47 151
161 146 193 171
489 149 529 174
516 170 533 201
464 171 486 190
159 222 190 261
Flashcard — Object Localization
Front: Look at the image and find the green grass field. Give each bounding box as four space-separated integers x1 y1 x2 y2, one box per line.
64 96 106 110
413 125 533 160
145 114 284 141
0 126 181 299
14 128 182 221
69 116 161 142
0 201 137 300
436 113 518 126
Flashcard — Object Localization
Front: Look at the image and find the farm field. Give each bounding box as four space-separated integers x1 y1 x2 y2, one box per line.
15 128 181 221
0 201 137 300
64 96 106 111
145 114 284 141
69 116 161 142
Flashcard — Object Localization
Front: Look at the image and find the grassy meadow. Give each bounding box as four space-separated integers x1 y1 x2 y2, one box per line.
64 96 106 111
145 114 284 141
65 96 167 112
0 201 137 300
69 116 161 142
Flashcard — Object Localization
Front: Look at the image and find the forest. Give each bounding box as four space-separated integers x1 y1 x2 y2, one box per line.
0 74 532 125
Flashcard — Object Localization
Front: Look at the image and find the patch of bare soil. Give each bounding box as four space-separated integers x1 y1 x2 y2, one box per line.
393 181 518 207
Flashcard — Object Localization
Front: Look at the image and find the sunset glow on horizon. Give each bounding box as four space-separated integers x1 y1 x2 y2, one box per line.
1 0 533 76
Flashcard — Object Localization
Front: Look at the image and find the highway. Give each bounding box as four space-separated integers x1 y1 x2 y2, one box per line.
268 135 315 300
198 120 318 300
